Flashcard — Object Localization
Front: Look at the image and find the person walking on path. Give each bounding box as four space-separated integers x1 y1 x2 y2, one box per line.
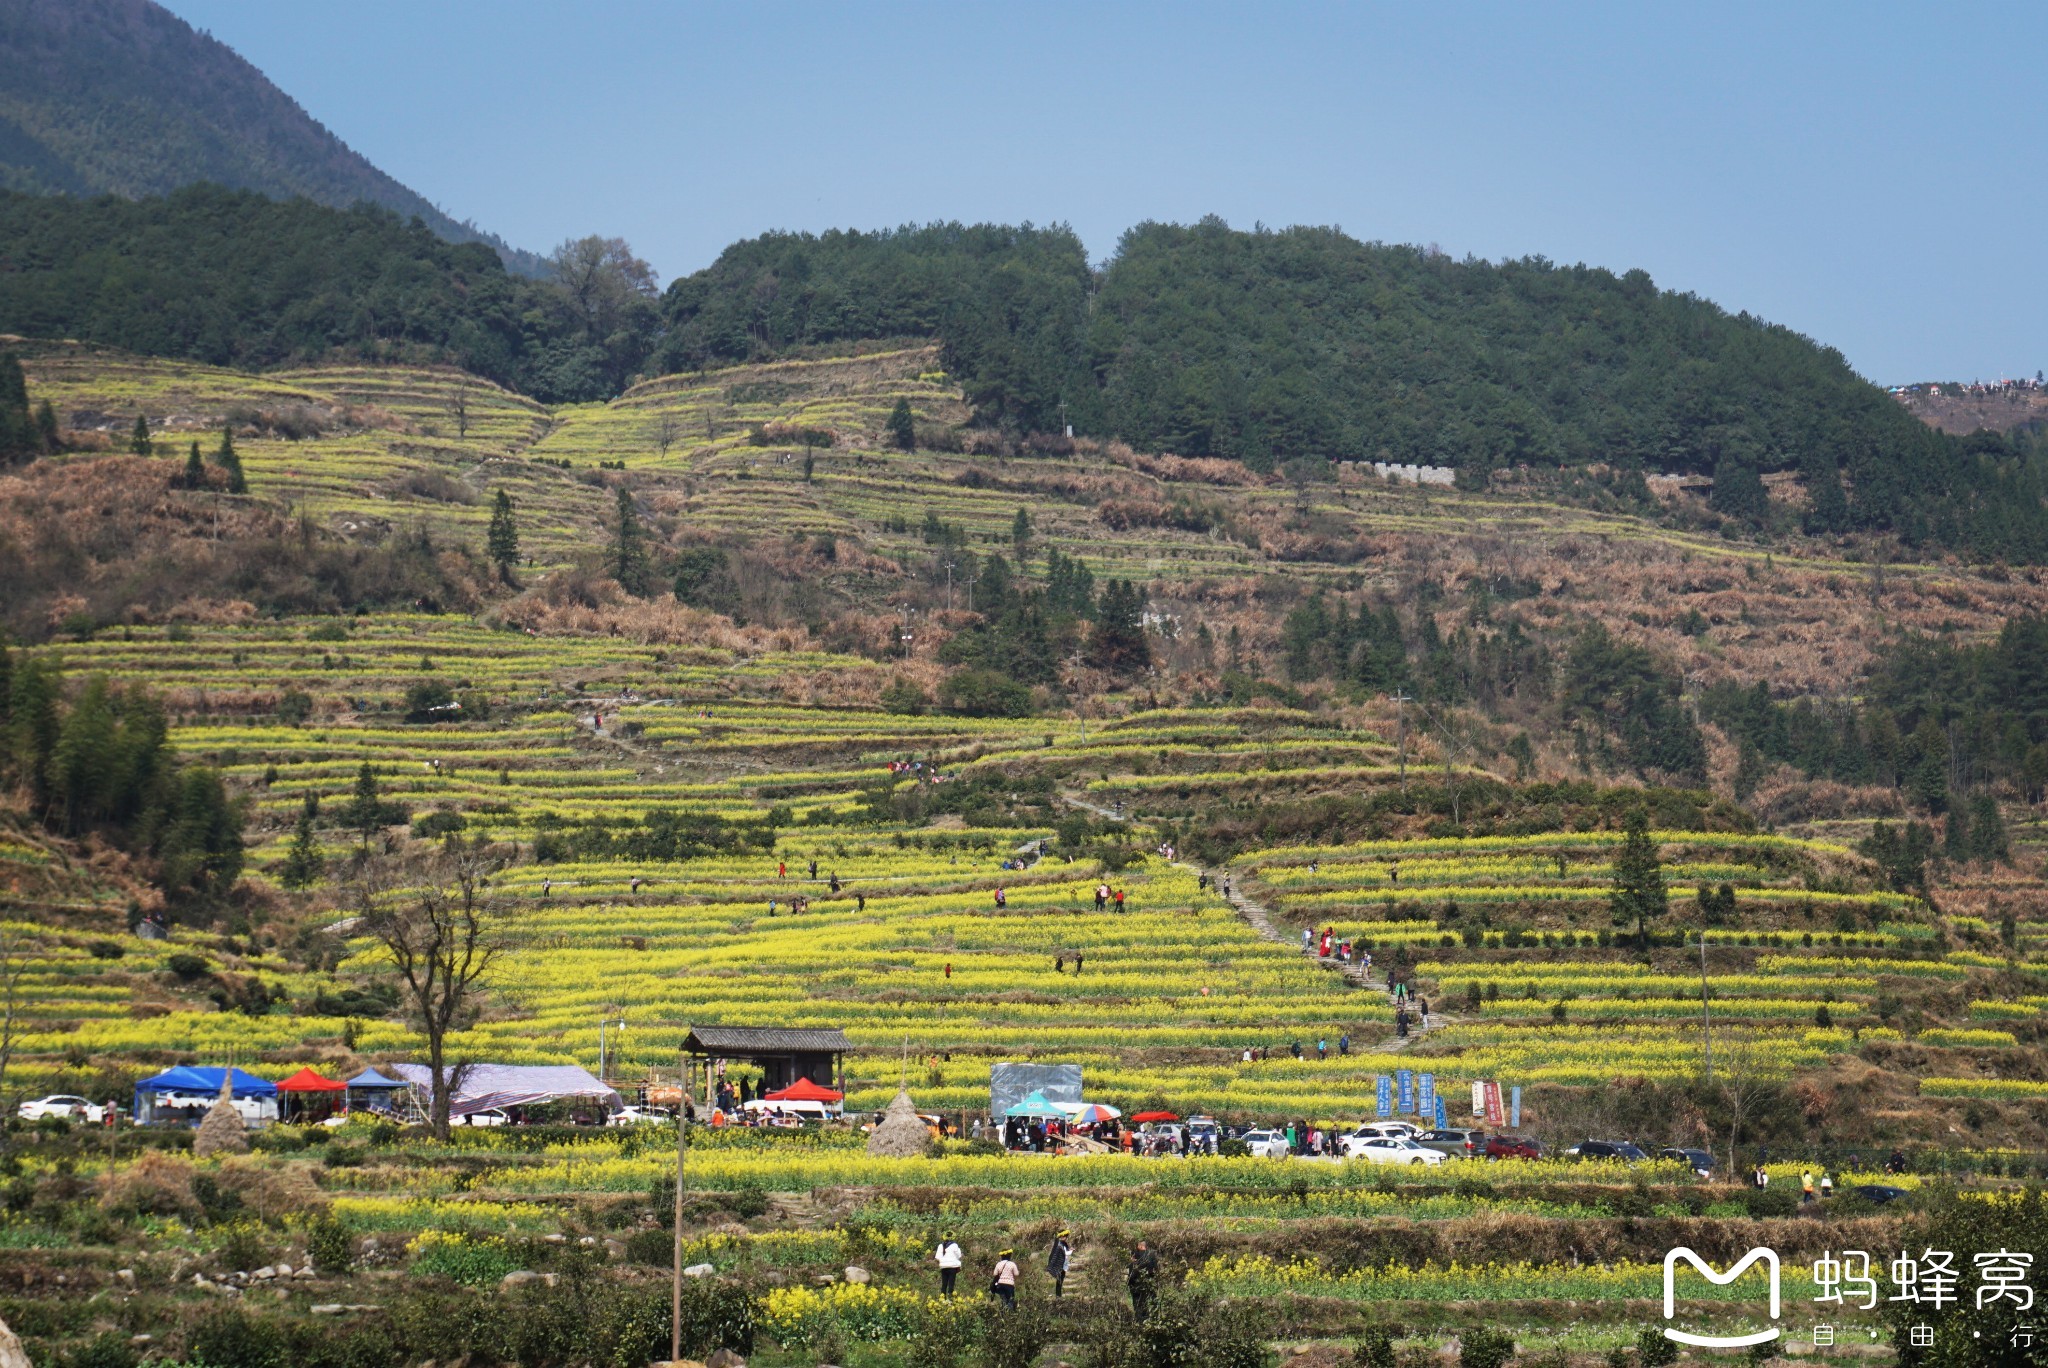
935 1237 964 1297
990 1249 1020 1308
1801 1170 1816 1204
1113 888 1126 912
1819 1172 1833 1199
1046 1230 1072 1299
1338 1032 1351 1056
1128 1241 1160 1321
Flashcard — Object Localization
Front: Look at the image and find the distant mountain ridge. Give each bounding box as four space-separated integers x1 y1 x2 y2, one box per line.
0 0 544 274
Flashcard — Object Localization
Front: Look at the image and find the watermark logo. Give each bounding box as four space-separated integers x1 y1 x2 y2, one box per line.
1663 1246 1782 1349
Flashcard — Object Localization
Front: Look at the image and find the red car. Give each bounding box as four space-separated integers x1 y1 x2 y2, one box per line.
1484 1134 1543 1159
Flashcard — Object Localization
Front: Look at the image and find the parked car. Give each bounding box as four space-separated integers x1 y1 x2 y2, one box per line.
1567 1140 1649 1163
1240 1128 1292 1158
609 1106 673 1126
1415 1127 1486 1158
1345 1135 1447 1165
1659 1147 1715 1175
1483 1134 1543 1160
454 1107 512 1127
18 1095 105 1123
1853 1184 1909 1205
1345 1122 1419 1143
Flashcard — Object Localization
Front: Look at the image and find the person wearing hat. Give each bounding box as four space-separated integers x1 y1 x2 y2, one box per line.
990 1249 1020 1308
934 1235 963 1297
1046 1229 1073 1299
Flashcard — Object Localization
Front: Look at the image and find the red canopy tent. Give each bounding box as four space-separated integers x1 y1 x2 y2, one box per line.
275 1068 347 1093
762 1077 843 1103
1131 1110 1179 1123
275 1067 347 1120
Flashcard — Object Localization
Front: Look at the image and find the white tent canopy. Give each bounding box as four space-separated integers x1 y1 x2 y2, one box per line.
387 1063 621 1116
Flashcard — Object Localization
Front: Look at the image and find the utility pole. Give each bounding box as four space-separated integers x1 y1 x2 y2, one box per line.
945 560 956 614
965 571 978 615
598 1013 626 1083
899 605 914 660
1392 692 1412 792
1698 922 1713 1082
670 1047 691 1363
1068 650 1087 742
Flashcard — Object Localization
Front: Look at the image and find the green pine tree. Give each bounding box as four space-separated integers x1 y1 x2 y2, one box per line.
1011 507 1033 565
887 397 916 451
182 440 205 489
130 415 152 455
1088 580 1152 674
1943 796 1972 863
33 400 58 452
1608 808 1667 950
279 807 325 889
609 487 649 594
486 489 520 579
344 762 384 848
215 424 247 494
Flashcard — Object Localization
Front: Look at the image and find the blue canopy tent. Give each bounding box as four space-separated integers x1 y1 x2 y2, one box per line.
132 1067 278 1124
342 1068 412 1120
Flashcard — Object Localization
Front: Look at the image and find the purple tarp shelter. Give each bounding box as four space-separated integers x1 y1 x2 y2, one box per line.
386 1063 621 1117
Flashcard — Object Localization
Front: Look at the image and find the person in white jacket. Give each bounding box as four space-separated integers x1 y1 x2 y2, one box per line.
934 1237 964 1297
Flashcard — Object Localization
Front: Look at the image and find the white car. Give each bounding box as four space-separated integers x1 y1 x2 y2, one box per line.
18 1095 105 1123
608 1106 673 1126
454 1107 512 1127
1348 1121 1420 1141
1240 1128 1293 1158
1345 1135 1447 1165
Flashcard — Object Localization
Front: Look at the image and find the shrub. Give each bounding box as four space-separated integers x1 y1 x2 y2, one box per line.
1354 1325 1397 1368
1636 1326 1679 1368
308 1215 355 1274
882 677 930 715
189 1308 288 1368
1459 1327 1515 1368
939 667 1033 718
97 1150 198 1218
624 1227 673 1264
59 1333 140 1368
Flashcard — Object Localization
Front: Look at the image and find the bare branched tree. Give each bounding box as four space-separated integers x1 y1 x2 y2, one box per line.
350 842 519 1140
449 377 472 440
0 918 32 1100
653 409 679 459
1714 1031 1777 1175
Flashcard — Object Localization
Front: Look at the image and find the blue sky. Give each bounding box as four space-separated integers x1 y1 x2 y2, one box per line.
160 1 2043 386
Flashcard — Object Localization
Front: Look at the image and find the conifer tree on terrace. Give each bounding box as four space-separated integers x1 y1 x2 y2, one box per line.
215 423 247 494
486 489 520 580
1608 807 1666 951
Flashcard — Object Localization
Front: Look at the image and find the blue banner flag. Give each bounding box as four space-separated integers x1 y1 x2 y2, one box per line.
1418 1072 1436 1117
1510 1085 1522 1130
1434 1093 1448 1129
1397 1069 1415 1114
1375 1075 1392 1118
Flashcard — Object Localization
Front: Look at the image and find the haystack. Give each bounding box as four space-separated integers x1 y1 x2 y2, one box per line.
865 1088 930 1158
194 1076 249 1158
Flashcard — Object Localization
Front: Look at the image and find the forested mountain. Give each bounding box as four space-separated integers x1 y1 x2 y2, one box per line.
661 217 2048 558
0 0 541 273
0 187 646 403
655 223 1098 432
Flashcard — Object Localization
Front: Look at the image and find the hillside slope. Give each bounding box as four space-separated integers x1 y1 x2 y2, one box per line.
0 0 542 273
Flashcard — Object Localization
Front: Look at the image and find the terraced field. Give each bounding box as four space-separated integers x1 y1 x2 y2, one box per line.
8 615 2044 1143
